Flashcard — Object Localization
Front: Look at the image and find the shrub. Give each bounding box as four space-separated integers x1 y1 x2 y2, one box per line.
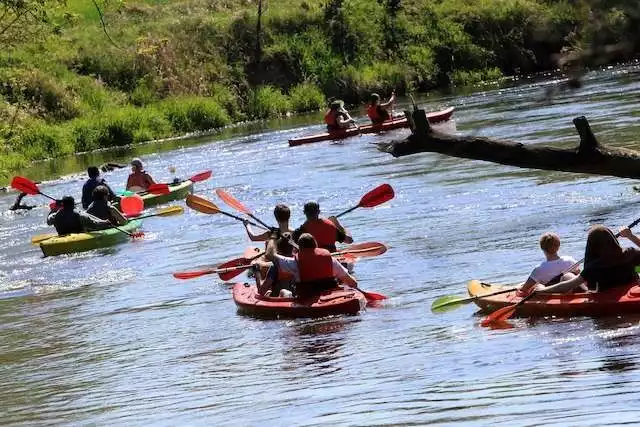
288 82 325 112
247 86 291 119
161 97 231 133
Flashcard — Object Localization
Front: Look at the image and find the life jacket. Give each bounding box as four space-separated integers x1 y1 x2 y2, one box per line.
127 172 153 191
86 200 111 221
294 247 336 296
367 104 390 124
302 218 338 252
52 210 84 235
324 110 346 131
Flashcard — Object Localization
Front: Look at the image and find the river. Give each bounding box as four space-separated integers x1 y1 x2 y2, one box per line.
1 64 640 425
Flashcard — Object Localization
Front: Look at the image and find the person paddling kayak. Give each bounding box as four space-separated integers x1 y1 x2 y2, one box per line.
87 185 127 226
47 196 111 235
534 225 640 294
256 233 357 298
243 204 294 256
367 92 395 125
324 100 356 132
82 166 117 209
292 201 353 252
126 158 156 192
9 193 35 211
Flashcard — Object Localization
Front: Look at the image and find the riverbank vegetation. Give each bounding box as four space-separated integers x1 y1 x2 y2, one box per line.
1 0 639 182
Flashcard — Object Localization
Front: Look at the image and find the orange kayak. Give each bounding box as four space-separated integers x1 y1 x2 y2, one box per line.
468 279 640 318
232 283 366 318
288 107 455 147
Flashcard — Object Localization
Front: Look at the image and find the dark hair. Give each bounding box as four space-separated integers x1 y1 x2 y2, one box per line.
62 196 75 209
274 204 290 222
370 93 380 103
584 225 623 265
92 185 109 201
298 233 317 249
88 166 100 178
303 201 320 218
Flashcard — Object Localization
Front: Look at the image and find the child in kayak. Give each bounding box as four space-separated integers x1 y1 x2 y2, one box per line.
536 226 640 293
324 100 357 131
126 158 156 192
82 166 117 209
367 92 395 125
47 196 111 235
518 232 583 294
86 185 127 226
292 201 353 252
243 204 294 256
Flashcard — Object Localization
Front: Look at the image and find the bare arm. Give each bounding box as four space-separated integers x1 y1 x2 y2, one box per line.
244 220 270 242
536 274 586 293
333 259 357 287
619 227 640 249
264 235 278 263
380 93 396 108
109 205 128 226
328 216 353 244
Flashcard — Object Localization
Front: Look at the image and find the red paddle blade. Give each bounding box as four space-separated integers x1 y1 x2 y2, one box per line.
130 231 145 239
480 305 517 327
361 290 387 301
217 257 251 281
120 195 144 217
173 269 217 280
11 176 40 195
189 170 213 183
336 242 387 258
216 189 250 214
359 183 394 208
147 184 170 195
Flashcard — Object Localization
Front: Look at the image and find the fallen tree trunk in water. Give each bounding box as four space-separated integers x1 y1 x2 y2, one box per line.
379 111 640 179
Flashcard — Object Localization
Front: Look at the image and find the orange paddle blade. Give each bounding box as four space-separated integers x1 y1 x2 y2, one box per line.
480 304 517 327
147 184 171 195
186 194 221 214
215 189 250 214
360 289 387 301
216 257 252 281
173 269 217 280
359 183 394 208
189 170 213 183
334 242 387 258
11 176 40 195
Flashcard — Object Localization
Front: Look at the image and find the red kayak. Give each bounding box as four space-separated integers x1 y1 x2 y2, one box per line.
232 283 366 318
288 106 455 147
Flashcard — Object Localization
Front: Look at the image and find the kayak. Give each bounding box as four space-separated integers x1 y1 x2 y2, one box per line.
288 106 455 147
232 283 366 318
38 220 142 256
467 279 640 318
115 180 194 209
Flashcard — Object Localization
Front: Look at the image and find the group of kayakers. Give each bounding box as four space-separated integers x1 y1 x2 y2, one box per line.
46 158 157 236
242 201 356 299
324 92 396 131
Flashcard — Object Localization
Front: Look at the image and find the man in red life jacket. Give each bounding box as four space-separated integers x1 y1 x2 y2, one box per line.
324 100 356 132
126 158 156 192
292 201 353 252
367 92 395 125
256 232 357 298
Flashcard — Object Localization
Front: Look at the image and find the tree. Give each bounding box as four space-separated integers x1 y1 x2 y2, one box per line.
0 0 63 47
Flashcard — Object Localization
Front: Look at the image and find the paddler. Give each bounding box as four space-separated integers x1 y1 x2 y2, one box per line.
9 193 35 211
86 185 128 226
82 166 117 209
292 201 353 252
367 91 395 125
126 158 156 192
324 100 357 131
258 232 357 298
47 196 111 235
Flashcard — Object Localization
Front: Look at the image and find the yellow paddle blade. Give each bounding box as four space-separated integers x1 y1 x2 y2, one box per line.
186 194 221 215
31 233 56 245
155 205 184 216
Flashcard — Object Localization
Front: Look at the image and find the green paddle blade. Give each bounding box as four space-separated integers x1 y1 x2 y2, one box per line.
431 295 470 314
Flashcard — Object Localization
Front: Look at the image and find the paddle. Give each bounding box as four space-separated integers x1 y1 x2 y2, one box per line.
431 284 518 314
334 183 394 218
185 194 265 229
11 176 56 200
215 188 274 230
480 217 640 327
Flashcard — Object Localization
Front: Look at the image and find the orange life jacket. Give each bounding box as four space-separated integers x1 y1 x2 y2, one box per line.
324 110 338 127
126 172 153 191
368 104 390 123
295 247 334 283
303 218 338 251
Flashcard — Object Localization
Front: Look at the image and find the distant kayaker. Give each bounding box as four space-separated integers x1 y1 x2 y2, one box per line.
87 185 127 226
367 92 395 125
535 226 640 294
82 166 117 209
100 162 127 173
243 204 294 256
518 232 583 294
292 201 353 252
126 158 156 192
9 193 35 211
259 232 357 298
324 100 357 131
47 196 111 235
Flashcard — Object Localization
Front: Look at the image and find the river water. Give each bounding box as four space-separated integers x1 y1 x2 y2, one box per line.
1 65 640 425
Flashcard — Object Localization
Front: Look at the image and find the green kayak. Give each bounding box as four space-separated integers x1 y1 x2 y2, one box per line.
115 180 194 209
38 220 143 256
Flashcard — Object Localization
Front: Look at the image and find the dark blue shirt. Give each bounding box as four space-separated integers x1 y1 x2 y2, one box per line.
81 177 115 209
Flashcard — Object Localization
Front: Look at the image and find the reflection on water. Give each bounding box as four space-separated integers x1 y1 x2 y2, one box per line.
1 64 640 424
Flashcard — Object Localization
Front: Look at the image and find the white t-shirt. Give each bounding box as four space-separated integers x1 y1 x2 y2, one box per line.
529 255 578 283
274 254 349 283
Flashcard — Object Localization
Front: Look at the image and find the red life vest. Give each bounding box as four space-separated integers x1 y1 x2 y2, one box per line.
303 218 338 251
295 247 334 283
126 172 153 191
368 104 389 124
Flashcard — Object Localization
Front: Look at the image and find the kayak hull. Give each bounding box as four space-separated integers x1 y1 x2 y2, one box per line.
468 279 640 318
115 180 194 209
288 107 455 147
39 220 142 256
232 283 366 318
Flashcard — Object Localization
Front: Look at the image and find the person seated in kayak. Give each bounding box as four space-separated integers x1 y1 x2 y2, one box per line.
518 232 583 294
260 233 357 298
536 225 640 294
126 158 156 192
243 204 294 256
100 162 127 173
87 185 128 226
47 196 111 235
292 201 353 253
82 166 117 209
9 192 35 211
367 92 395 125
324 100 356 132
